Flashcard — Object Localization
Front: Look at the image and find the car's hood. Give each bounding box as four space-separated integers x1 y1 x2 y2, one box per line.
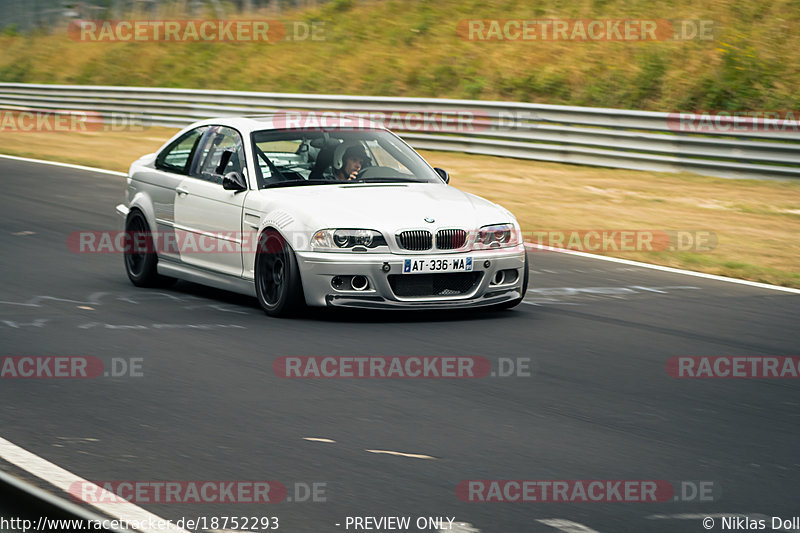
255 183 515 232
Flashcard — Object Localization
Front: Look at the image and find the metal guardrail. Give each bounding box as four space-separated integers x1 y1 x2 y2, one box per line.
1 82 798 179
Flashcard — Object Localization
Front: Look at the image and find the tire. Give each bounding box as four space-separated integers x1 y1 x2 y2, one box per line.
124 210 174 288
255 229 305 317
491 252 529 311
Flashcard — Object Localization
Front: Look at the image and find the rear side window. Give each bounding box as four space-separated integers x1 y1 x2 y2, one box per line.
155 127 207 174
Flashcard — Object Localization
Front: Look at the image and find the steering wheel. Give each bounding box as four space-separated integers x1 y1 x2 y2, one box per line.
351 166 395 180
351 168 370 181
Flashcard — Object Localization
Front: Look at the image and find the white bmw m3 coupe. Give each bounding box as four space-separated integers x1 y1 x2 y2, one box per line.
116 116 528 316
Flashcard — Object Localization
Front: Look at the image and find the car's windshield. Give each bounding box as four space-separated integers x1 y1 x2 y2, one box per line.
250 128 442 188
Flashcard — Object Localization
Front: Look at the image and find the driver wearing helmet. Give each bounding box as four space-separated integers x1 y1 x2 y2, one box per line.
333 143 369 181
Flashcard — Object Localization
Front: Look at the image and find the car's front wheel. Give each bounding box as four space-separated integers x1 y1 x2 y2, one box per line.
255 229 305 317
124 210 174 287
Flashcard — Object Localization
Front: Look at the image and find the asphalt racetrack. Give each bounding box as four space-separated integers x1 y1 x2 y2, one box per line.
1 156 799 533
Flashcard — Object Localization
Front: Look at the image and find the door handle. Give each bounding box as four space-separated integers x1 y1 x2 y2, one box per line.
176 187 189 196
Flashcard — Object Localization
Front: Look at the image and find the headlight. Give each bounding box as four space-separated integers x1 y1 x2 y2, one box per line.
473 224 519 249
312 229 387 250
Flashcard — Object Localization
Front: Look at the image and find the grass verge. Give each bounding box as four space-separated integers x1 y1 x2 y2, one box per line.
1 0 799 111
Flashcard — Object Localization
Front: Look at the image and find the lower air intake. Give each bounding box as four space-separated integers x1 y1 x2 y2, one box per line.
388 272 482 297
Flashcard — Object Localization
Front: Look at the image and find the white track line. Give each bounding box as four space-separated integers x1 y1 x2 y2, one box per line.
647 513 765 520
364 449 437 460
647 513 738 519
525 243 800 294
0 436 189 533
537 518 602 532
0 153 126 177
439 522 481 533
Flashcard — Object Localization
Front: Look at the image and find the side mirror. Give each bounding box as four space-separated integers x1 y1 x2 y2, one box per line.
222 171 247 192
434 167 450 184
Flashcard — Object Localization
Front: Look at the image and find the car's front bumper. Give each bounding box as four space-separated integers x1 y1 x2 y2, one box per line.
295 245 527 309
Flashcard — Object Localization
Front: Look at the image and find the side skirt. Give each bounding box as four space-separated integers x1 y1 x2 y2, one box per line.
158 260 257 297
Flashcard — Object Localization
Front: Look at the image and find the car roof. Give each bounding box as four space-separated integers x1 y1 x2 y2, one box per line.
190 114 389 133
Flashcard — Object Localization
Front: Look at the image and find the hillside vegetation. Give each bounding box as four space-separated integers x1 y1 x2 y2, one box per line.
1 0 798 111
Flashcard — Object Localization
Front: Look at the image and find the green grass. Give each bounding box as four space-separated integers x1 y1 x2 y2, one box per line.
1 0 799 111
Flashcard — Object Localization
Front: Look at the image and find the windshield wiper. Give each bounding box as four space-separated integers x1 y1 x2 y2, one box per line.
352 177 425 183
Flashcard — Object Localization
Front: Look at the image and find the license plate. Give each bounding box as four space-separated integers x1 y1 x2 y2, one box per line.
402 257 473 274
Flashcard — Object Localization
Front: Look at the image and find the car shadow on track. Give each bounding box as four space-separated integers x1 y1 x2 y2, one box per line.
167 280 526 324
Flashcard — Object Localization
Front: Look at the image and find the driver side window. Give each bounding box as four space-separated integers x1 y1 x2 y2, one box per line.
194 127 246 185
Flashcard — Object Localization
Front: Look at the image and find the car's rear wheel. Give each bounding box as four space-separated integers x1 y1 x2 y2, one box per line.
124 210 174 287
491 252 529 310
255 230 305 317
